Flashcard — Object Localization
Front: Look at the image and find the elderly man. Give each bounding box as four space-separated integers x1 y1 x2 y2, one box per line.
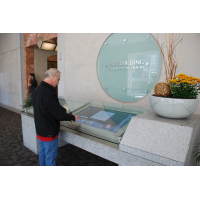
33 68 79 166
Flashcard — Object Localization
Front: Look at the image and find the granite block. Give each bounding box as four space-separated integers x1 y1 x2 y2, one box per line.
136 110 200 127
21 114 35 126
59 129 119 164
22 121 38 154
120 117 193 163
119 151 164 166
82 139 119 164
59 129 83 149
120 144 183 166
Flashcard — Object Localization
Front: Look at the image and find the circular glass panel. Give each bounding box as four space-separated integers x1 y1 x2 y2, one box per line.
97 33 162 102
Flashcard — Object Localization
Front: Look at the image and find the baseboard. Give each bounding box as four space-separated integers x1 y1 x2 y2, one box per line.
0 103 21 114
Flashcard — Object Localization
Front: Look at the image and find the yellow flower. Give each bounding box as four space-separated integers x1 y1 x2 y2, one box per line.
181 80 187 83
174 73 188 80
187 76 195 81
168 79 175 83
174 80 180 83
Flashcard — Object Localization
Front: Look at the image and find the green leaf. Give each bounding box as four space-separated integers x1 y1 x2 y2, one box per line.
193 152 200 158
193 148 200 153
197 156 200 163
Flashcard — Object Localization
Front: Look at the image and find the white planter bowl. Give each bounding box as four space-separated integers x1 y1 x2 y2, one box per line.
149 95 199 119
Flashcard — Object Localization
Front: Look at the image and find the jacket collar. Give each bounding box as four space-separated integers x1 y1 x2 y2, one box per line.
41 81 55 92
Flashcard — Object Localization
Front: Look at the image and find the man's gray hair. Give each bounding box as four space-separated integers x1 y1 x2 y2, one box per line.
44 68 60 78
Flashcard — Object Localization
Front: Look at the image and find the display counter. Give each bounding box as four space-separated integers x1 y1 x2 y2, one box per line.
21 97 200 166
22 98 150 145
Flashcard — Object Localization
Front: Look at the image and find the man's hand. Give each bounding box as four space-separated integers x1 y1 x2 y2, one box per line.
74 115 80 121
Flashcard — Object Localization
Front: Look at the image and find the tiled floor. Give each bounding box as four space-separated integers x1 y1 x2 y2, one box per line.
0 106 117 166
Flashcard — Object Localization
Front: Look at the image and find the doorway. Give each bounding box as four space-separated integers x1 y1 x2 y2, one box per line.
47 55 58 95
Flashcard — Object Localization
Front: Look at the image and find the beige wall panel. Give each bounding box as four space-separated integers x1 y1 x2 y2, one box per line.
0 34 22 110
1 92 9 106
0 34 2 54
0 76 2 93
10 50 18 95
0 34 6 54
20 48 25 80
18 46 25 106
9 93 20 109
21 78 26 103
58 80 64 97
2 52 9 93
17 48 21 80
11 78 19 95
18 80 23 107
2 50 18 95
5 33 18 53
57 33 65 81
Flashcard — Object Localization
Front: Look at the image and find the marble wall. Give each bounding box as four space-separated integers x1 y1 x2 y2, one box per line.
24 33 57 96
58 33 200 114
0 33 25 110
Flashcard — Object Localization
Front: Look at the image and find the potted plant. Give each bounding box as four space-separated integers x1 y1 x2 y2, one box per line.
21 94 33 111
150 73 200 118
193 143 200 163
149 33 200 118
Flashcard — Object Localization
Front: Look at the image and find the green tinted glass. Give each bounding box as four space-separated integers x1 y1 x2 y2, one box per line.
97 33 162 102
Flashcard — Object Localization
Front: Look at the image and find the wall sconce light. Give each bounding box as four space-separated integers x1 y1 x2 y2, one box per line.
37 36 57 51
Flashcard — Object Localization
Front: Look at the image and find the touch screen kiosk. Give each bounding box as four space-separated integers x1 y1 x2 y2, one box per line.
21 97 151 145
59 97 151 144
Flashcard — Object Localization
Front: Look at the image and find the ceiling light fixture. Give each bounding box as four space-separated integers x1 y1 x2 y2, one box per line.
37 36 57 51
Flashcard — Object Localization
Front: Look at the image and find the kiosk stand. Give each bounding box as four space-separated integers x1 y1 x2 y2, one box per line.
21 98 200 166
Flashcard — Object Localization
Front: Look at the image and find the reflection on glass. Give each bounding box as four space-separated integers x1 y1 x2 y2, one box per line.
75 106 136 134
59 98 151 144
